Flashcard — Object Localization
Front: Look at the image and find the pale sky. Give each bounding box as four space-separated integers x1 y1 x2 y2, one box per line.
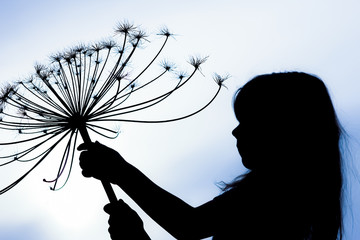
0 0 359 239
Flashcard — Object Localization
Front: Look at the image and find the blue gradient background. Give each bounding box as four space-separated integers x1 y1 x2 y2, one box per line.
0 0 359 239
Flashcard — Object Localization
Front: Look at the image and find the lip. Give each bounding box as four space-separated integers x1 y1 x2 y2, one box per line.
236 142 242 155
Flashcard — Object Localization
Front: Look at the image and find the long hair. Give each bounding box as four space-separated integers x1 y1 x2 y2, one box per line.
227 72 343 239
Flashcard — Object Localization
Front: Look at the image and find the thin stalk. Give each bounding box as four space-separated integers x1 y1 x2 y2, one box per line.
90 67 197 120
92 85 221 124
78 125 117 203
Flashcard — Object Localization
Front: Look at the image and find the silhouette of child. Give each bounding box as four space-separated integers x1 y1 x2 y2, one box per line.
78 72 344 239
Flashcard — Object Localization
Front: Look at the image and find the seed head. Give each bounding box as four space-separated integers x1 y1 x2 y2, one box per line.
160 60 176 72
189 56 208 70
213 73 230 88
176 70 188 80
130 29 149 45
115 21 135 35
158 26 173 38
101 39 117 50
0 84 17 107
73 44 87 53
50 53 63 63
91 42 104 52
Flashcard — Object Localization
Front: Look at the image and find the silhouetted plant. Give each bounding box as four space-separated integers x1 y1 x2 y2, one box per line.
0 21 228 199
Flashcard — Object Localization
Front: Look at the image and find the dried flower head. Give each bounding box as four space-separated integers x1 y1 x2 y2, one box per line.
114 21 135 35
188 55 208 70
0 21 226 194
0 84 17 107
213 73 230 88
160 60 176 72
158 26 173 38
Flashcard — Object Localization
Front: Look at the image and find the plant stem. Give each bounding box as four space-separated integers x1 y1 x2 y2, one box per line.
78 125 117 203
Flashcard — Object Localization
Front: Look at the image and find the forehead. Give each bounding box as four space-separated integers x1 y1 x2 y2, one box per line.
233 84 274 122
233 89 257 121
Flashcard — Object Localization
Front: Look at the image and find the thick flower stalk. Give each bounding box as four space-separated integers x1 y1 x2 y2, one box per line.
0 22 228 201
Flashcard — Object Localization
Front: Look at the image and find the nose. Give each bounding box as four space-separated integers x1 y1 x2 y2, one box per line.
232 124 240 138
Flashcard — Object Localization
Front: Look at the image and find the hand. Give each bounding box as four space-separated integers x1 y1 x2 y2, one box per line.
78 141 124 183
104 199 151 240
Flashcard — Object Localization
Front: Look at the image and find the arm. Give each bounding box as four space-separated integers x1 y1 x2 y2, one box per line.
78 142 213 239
114 158 202 238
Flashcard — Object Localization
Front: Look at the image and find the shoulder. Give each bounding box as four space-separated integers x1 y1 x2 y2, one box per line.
214 173 256 203
210 176 257 216
213 187 243 203
208 181 261 239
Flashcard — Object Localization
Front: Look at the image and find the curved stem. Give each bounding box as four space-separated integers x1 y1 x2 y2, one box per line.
92 85 221 124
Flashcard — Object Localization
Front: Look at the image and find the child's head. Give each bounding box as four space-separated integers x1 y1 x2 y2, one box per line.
232 72 341 172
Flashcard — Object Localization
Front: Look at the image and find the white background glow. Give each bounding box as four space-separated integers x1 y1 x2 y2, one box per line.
0 0 359 239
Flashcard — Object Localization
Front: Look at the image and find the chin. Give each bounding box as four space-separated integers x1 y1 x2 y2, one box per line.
241 157 252 170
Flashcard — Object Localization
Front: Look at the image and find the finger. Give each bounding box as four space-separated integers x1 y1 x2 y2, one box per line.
104 203 112 214
77 142 89 151
79 152 91 168
81 170 93 178
79 151 98 168
77 141 99 151
109 228 120 240
104 199 125 214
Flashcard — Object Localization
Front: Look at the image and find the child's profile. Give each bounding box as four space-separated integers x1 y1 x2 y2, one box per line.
79 72 344 239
